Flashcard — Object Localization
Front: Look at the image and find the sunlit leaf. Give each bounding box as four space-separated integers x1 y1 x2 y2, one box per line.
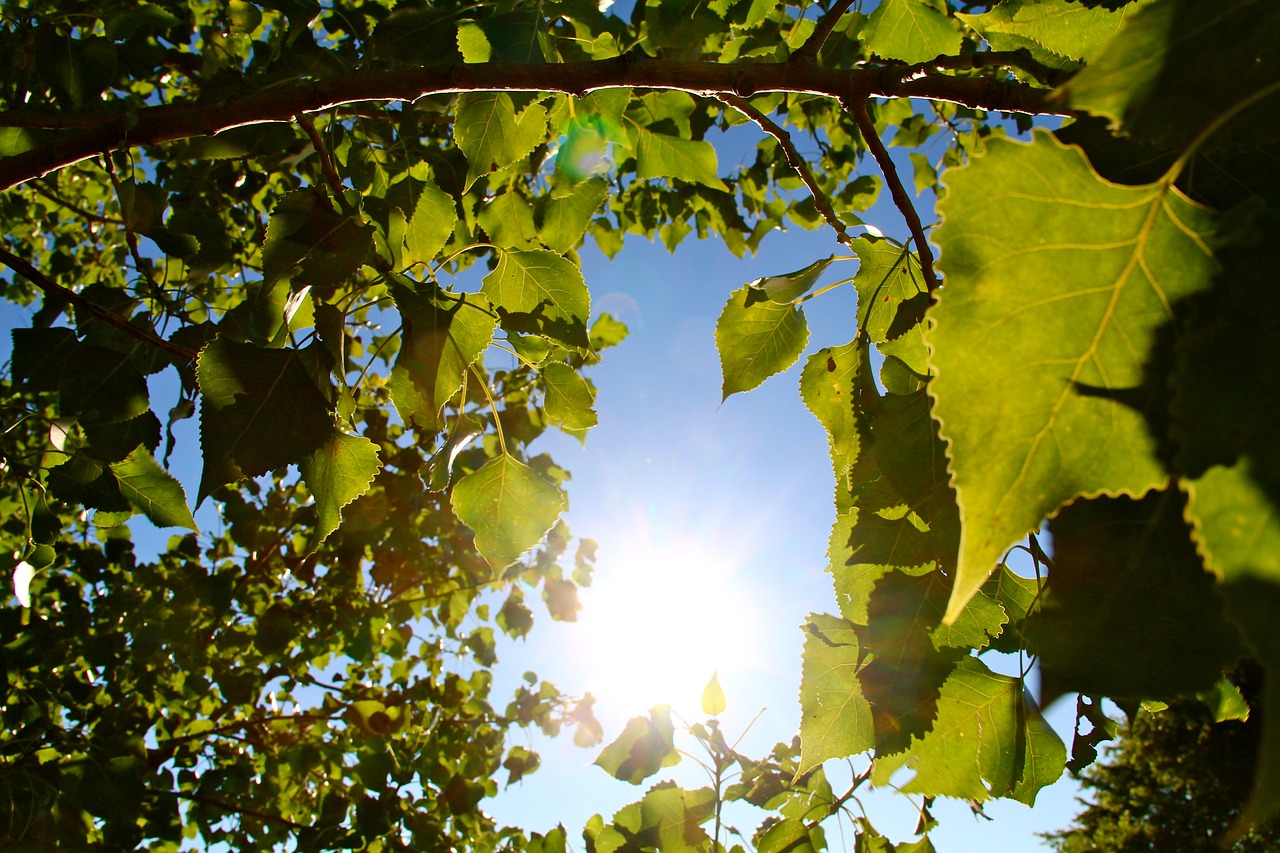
593 706 679 785
110 445 198 530
751 255 837 303
716 284 808 399
403 181 456 268
481 249 590 348
634 129 728 191
541 362 597 434
799 614 873 771
929 131 1218 622
451 454 566 569
539 177 609 253
701 672 726 717
863 0 962 63
454 93 548 190
300 432 381 546
958 0 1143 64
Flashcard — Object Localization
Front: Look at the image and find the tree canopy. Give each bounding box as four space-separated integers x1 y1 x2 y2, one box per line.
1 0 1278 849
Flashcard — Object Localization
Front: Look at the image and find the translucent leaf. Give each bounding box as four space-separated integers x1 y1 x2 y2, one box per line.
701 672 726 717
480 249 590 348
1034 490 1243 703
541 362 597 433
450 454 566 569
863 0 962 64
478 190 538 249
957 0 1141 64
299 432 381 546
928 132 1218 622
196 339 335 502
388 279 497 430
592 706 679 785
849 236 924 345
454 93 548 190
403 181 456 268
750 255 836 303
799 614 873 771
634 129 728 191
716 284 808 400
539 177 609 253
110 445 198 530
872 657 1065 805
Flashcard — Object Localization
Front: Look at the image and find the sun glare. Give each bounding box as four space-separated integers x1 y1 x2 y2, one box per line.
568 536 759 718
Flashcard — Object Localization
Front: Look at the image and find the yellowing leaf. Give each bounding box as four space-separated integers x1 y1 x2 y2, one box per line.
928 132 1218 622
701 672 726 717
451 454 566 569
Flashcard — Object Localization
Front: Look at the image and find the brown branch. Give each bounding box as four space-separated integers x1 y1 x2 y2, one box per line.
0 246 198 362
791 0 856 65
848 100 938 291
295 113 345 196
28 180 125 225
0 58 1068 191
719 93 854 248
898 49 1070 88
169 790 312 831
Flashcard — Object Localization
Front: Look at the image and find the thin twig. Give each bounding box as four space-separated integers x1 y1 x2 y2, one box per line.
847 99 938 291
169 790 311 830
296 113 345 196
791 0 856 64
28 180 125 225
0 246 198 362
719 93 853 248
101 152 170 307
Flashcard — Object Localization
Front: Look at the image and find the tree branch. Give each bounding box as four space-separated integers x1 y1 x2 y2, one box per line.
718 93 854 248
295 113 345 196
0 246 198 362
790 0 856 65
0 58 1067 191
170 790 312 831
848 100 939 291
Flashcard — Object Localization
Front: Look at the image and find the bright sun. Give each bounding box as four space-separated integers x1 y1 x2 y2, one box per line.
567 535 759 717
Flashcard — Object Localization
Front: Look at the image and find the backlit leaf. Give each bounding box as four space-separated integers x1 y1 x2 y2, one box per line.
701 672 726 717
634 129 728 191
262 189 374 292
751 255 836 304
928 131 1218 622
451 454 566 569
593 706 679 785
863 0 962 64
403 181 456 268
541 362 597 433
716 284 808 399
454 93 548 190
957 0 1144 64
110 445 198 530
539 177 609 253
481 249 590 348
299 432 381 546
799 614 873 772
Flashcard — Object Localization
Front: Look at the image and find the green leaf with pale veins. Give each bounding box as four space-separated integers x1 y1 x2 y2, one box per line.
450 454 566 569
634 129 728 191
863 0 962 64
538 177 608 253
799 613 873 772
388 278 497 431
593 706 679 785
541 362 597 434
454 93 548 190
109 445 198 530
196 339 335 502
716 284 808 400
481 249 590 348
1033 489 1243 704
957 0 1147 64
402 180 456 268
928 131 1219 623
299 432 381 546
872 657 1066 805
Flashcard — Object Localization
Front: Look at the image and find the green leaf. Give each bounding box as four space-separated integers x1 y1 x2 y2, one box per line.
716 284 808 400
957 0 1144 64
1033 490 1243 703
196 339 336 502
388 279 496 431
863 0 962 64
799 614 873 772
751 255 836 303
850 236 924 345
541 362 597 434
262 189 374 293
450 454 566 569
454 93 548 190
928 131 1219 622
478 190 538 249
873 657 1066 805
480 249 591 348
701 673 726 717
109 446 198 530
402 181 456 268
593 706 679 785
539 177 609 253
634 129 728 191
299 432 381 546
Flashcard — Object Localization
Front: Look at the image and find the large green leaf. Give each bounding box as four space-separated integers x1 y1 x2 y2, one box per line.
450 454 566 569
928 131 1219 622
196 339 335 502
633 129 728 191
1034 490 1243 703
402 180 456 268
12 328 150 426
299 432 381 546
262 189 374 293
592 706 679 785
541 362 597 434
863 0 962 64
480 249 590 348
454 93 548 190
799 613 873 772
108 445 198 530
388 279 497 430
872 657 1066 805
538 177 608 253
716 284 808 399
957 0 1145 64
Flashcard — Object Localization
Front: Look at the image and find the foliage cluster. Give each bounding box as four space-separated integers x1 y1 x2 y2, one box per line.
0 0 1277 849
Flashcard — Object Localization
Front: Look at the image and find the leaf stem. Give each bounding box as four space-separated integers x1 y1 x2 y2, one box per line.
848 101 939 291
790 0 855 65
470 364 508 457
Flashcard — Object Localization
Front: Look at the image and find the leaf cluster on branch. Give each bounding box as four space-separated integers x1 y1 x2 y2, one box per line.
0 0 1278 849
